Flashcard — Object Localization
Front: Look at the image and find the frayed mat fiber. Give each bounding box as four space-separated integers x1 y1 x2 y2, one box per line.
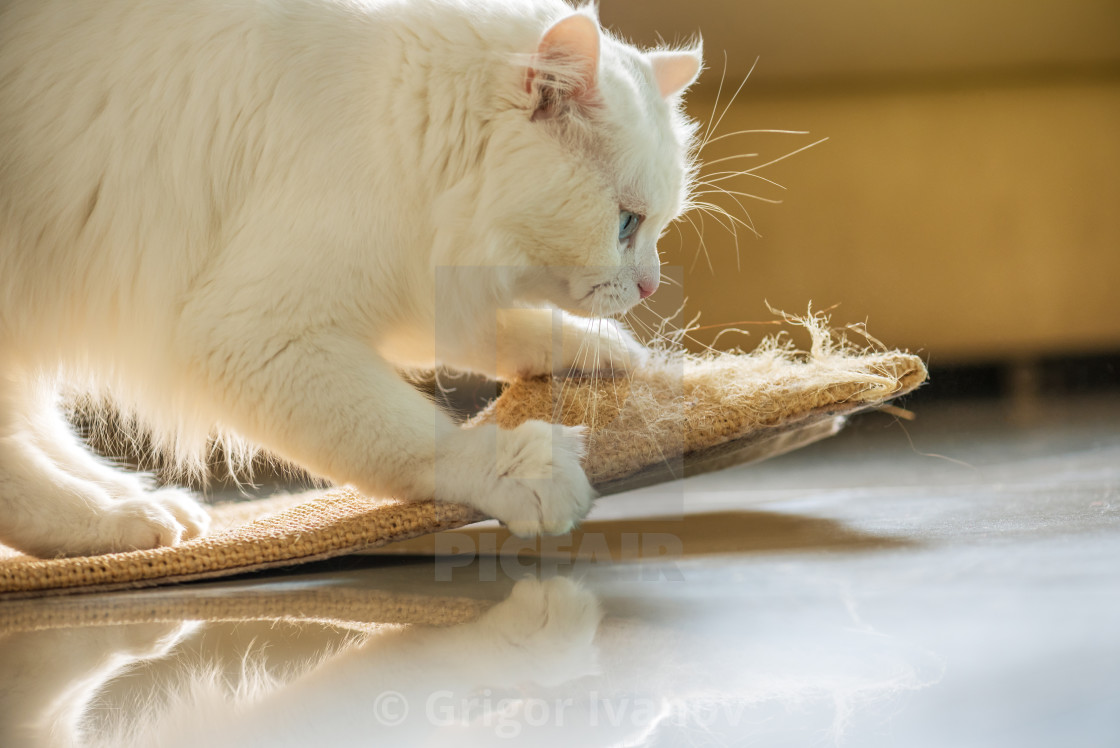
471 346 926 485
0 324 926 597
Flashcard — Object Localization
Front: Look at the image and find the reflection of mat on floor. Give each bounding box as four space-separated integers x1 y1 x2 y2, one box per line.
0 574 494 635
0 341 926 599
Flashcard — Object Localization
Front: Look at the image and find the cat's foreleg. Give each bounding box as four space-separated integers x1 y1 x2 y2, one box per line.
447 308 648 380
205 333 595 535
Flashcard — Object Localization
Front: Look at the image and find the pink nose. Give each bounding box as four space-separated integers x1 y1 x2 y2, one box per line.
638 277 659 299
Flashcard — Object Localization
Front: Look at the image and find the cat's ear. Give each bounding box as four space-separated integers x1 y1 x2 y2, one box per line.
648 49 703 99
526 13 601 119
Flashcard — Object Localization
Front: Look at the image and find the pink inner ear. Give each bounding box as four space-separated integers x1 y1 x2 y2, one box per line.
532 13 601 95
648 51 702 99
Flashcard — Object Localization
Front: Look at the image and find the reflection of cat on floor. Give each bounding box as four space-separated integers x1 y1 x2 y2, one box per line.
1 573 948 746
0 620 195 748
1 572 950 746
0 578 605 748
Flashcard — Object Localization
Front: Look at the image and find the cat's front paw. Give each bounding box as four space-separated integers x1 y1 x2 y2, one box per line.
484 421 595 536
562 318 649 376
490 311 648 379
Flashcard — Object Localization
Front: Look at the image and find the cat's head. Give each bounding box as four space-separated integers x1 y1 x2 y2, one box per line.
454 10 702 317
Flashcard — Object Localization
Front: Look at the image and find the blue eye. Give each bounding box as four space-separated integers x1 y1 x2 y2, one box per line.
618 210 641 241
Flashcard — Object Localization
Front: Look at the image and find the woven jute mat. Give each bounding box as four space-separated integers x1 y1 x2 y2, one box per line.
0 333 926 599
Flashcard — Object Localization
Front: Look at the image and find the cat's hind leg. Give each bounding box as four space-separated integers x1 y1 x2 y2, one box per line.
24 385 210 540
0 373 209 557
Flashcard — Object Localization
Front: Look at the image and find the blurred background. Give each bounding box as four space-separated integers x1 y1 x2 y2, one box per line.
599 0 1120 402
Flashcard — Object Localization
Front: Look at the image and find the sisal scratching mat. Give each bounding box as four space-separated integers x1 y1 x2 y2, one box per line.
0 319 926 598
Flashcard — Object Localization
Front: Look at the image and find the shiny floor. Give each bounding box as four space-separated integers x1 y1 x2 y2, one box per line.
3 394 1119 747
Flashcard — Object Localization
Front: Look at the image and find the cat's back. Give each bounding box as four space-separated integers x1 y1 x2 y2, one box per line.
0 0 566 334
0 0 277 276
0 0 381 309
0 0 554 246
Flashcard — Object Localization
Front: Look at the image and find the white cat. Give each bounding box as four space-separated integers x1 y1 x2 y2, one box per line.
0 0 702 557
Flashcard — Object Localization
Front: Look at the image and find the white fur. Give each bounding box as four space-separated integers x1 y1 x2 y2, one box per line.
0 0 702 556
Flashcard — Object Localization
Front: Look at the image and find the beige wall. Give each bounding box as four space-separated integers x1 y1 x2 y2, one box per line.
598 0 1120 363
663 77 1120 363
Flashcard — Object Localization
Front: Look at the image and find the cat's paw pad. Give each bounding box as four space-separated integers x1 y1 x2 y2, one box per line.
98 489 210 553
489 421 595 536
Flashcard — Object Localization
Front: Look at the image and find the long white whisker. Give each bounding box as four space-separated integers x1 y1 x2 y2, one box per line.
693 201 760 237
743 136 829 174
694 188 783 205
696 198 744 269
699 52 729 150
695 169 787 189
692 199 758 233
699 56 759 153
697 152 763 169
701 128 810 148
680 210 716 275
692 201 737 234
